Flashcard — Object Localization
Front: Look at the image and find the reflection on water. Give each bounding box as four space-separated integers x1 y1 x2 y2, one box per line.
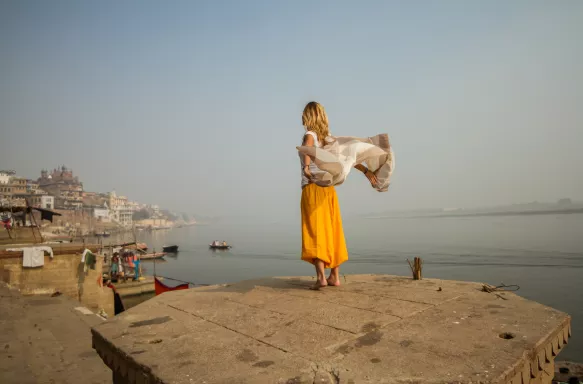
106 214 582 362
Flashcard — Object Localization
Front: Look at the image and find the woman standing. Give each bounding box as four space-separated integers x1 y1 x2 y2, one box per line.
110 253 119 279
300 102 378 289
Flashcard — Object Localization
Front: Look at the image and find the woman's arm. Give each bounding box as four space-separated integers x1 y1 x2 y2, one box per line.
354 164 379 186
302 133 314 178
302 134 314 166
354 164 367 174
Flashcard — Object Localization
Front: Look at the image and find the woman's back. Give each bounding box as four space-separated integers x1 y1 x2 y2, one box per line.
300 130 321 188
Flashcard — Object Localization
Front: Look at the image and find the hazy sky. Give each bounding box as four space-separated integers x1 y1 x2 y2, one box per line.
1 1 582 219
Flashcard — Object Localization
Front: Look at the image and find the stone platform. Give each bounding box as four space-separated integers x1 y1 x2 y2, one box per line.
0 283 110 384
91 275 571 383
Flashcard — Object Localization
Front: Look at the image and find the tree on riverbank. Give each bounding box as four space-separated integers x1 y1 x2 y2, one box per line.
132 208 150 221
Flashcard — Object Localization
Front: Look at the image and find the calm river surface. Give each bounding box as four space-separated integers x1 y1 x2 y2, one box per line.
129 213 582 362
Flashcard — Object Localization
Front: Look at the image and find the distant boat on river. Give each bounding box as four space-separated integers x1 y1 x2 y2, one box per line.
162 245 179 253
209 240 231 250
139 252 166 260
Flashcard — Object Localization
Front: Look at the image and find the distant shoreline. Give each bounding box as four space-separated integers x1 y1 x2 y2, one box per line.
366 208 583 220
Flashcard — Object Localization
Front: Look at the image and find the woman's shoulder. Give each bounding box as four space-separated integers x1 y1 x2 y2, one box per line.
304 130 321 142
302 131 320 146
304 130 318 138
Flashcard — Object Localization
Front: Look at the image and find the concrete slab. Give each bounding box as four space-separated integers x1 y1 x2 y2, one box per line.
92 275 572 384
0 283 110 384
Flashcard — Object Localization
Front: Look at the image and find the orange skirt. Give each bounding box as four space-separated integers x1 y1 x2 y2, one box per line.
301 183 348 268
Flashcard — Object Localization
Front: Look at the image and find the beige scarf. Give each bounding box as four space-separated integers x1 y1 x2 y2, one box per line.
297 134 395 192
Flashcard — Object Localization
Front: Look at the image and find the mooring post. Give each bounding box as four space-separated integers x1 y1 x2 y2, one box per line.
407 257 423 280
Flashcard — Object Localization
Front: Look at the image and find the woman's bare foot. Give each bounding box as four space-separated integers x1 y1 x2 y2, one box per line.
310 279 328 290
326 276 341 286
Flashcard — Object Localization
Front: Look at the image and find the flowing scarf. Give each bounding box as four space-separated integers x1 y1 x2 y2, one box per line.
297 134 395 192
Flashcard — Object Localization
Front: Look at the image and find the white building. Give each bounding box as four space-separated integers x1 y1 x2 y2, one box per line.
30 195 54 209
150 204 160 216
108 191 133 226
0 172 12 185
110 206 132 226
118 208 133 226
0 170 17 184
93 203 110 221
40 195 54 209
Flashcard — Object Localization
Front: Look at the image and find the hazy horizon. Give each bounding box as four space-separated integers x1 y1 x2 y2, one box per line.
1 1 582 219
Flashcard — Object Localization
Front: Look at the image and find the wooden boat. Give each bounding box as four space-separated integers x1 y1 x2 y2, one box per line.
209 243 231 250
139 252 167 260
162 245 179 253
121 242 148 251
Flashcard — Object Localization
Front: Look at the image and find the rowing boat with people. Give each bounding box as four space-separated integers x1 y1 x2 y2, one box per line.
209 240 231 250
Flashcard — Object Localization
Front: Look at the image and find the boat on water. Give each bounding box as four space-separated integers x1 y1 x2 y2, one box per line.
119 242 148 251
209 240 231 250
139 252 167 260
162 245 179 253
95 231 111 237
210 244 231 249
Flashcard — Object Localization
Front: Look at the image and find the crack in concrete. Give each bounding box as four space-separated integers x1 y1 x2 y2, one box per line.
225 297 357 335
284 291 405 319
229 284 460 320
166 302 351 383
324 294 468 356
166 303 290 354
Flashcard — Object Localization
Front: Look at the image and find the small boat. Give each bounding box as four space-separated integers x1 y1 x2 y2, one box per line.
162 245 179 253
95 231 111 237
209 241 231 249
139 252 167 260
209 244 231 249
120 242 148 251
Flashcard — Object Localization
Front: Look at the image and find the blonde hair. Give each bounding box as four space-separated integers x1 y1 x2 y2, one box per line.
302 101 329 143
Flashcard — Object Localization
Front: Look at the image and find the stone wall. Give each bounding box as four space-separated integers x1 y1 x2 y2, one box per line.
39 208 121 237
134 218 172 227
0 226 43 245
0 247 114 317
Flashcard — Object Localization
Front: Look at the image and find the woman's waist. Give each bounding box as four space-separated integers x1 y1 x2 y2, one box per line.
302 182 334 190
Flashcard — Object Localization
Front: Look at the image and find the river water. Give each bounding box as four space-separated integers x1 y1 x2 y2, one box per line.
130 213 582 362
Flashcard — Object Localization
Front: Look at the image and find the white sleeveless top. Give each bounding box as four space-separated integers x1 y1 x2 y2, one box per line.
300 131 321 188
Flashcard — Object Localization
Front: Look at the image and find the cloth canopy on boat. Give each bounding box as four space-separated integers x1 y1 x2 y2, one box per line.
154 277 189 296
297 133 395 192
